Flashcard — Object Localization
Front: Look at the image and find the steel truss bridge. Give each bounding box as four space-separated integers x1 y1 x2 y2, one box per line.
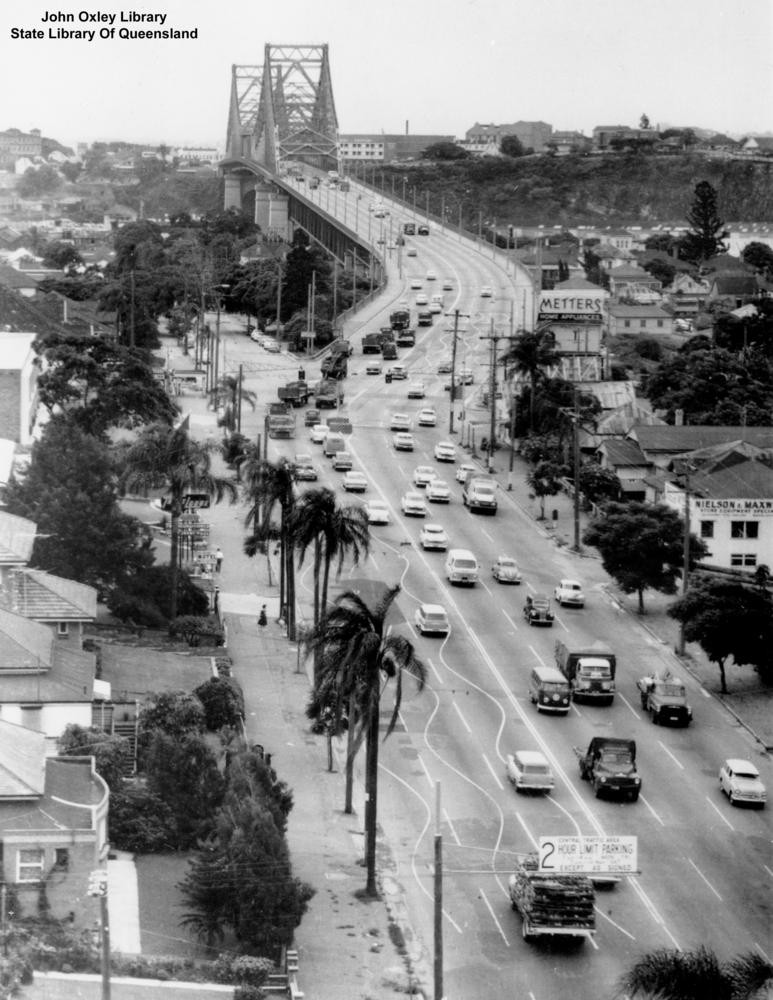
220 44 380 278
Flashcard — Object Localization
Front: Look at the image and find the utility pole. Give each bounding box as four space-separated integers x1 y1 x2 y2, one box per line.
507 392 517 491
479 324 519 473
237 363 244 434
88 868 110 1000
434 782 443 1000
677 464 693 655
573 388 582 552
447 309 469 435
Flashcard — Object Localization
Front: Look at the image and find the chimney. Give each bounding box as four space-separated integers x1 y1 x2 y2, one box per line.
674 408 684 426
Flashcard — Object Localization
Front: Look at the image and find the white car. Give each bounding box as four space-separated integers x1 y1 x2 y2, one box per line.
294 454 318 481
417 408 437 427
309 423 329 444
413 466 437 488
414 603 450 636
506 750 554 794
459 369 474 385
365 359 383 375
425 270 437 281
434 441 456 463
392 432 415 451
426 479 451 503
420 523 449 550
406 248 417 257
390 364 408 380
390 413 412 431
365 499 390 524
401 491 427 517
409 277 423 289
407 381 425 399
719 759 766 807
264 339 281 353
492 556 522 584
342 470 368 492
480 285 493 298
456 463 477 483
415 293 429 306
428 301 443 314
332 451 353 471
442 278 454 291
554 579 585 607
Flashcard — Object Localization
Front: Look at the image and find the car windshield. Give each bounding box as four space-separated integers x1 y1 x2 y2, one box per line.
523 765 550 775
734 768 758 780
599 752 634 772
456 559 476 569
542 682 567 693
425 613 446 623
500 558 516 567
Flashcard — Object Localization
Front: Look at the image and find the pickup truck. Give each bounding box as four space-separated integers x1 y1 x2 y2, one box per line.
636 672 692 726
555 640 616 704
509 856 595 943
574 737 641 801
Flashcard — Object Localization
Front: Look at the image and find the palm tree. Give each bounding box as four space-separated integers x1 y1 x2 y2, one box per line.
211 373 257 433
241 450 297 638
120 418 237 619
500 327 558 430
305 586 426 896
619 945 773 1000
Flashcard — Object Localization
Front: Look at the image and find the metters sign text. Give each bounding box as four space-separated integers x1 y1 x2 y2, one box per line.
538 293 604 323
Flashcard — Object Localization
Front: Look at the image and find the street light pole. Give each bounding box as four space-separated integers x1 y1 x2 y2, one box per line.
677 464 693 655
448 309 468 435
573 388 581 552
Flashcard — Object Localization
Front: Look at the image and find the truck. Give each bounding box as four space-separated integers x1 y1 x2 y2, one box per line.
554 640 616 705
329 338 353 358
403 222 416 235
508 855 595 943
267 412 296 439
636 671 692 726
395 328 416 347
381 340 398 360
417 310 433 327
314 378 341 409
361 329 394 354
390 309 411 331
574 737 641 801
320 353 348 379
277 381 309 407
268 401 289 416
462 476 498 514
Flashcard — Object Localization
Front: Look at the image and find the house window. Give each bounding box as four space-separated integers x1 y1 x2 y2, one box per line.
700 520 714 539
731 553 757 568
640 320 647 328
657 320 664 328
624 320 630 328
54 848 69 870
731 521 758 539
57 622 69 637
18 847 45 882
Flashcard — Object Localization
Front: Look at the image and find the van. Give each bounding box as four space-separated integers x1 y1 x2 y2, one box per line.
445 548 478 585
528 665 571 714
323 433 346 458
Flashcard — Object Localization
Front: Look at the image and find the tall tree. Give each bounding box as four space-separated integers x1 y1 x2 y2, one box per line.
527 461 565 519
119 418 237 619
620 945 772 1000
281 229 332 321
305 586 426 896
668 577 773 691
680 180 729 265
583 501 707 613
741 241 773 279
211 373 257 434
500 328 558 430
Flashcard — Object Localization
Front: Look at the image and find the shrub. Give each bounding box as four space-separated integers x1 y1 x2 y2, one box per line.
195 677 245 730
169 615 224 647
108 566 208 625
108 785 177 852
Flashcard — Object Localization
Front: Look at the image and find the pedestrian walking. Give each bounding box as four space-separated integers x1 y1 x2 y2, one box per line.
258 604 267 628
215 547 224 573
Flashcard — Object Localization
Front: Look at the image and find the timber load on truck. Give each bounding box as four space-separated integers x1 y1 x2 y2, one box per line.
508 855 595 942
277 381 309 407
555 640 616 704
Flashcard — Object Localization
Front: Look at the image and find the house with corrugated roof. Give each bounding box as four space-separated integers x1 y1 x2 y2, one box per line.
0 718 108 926
608 265 663 301
628 425 773 469
596 437 651 500
0 262 38 298
705 273 759 308
607 303 675 336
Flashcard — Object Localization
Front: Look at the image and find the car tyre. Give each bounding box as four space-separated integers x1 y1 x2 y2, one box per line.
630 790 640 802
729 791 735 805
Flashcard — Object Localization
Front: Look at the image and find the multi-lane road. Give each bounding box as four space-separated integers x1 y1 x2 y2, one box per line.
229 182 771 999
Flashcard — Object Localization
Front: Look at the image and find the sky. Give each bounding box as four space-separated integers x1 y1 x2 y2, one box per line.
1 0 771 149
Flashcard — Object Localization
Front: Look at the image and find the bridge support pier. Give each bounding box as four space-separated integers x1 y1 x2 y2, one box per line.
224 174 242 211
254 188 289 240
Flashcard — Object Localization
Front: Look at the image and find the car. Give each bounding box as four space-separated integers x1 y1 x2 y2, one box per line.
492 556 522 584
413 465 437 488
365 359 383 375
417 224 430 235
294 454 318 481
554 579 585 607
459 369 474 385
415 293 429 306
390 413 413 431
401 491 427 517
389 364 407 380
393 432 415 451
342 470 368 492
425 270 437 281
364 499 390 524
373 207 389 218
437 362 453 374
410 277 423 290
419 523 449 550
719 759 766 807
505 750 554 794
523 593 554 626
426 479 451 503
304 408 321 427
417 408 437 426
428 301 443 314
414 603 450 636
398 298 411 309
332 451 353 471
407 381 425 399
442 278 454 291
406 248 417 257
309 423 329 444
263 339 281 353
249 328 262 343
456 463 477 483
480 285 493 298
434 441 457 463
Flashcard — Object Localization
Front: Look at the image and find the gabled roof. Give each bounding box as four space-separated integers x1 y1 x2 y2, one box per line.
0 284 62 336
690 458 773 501
0 607 54 669
630 425 773 453
599 438 650 467
595 401 666 436
0 263 38 290
0 512 37 564
552 277 604 290
0 719 46 796
708 274 759 296
5 570 97 621
609 265 656 280
608 304 672 318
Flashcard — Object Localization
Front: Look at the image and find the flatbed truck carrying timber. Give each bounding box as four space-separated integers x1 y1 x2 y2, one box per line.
508 856 595 942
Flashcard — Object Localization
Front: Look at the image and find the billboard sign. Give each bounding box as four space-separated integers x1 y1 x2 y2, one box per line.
537 293 605 323
538 836 638 875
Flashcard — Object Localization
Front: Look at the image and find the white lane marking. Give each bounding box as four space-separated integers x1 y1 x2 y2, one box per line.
628 876 681 947
699 687 711 698
443 809 461 846
502 609 519 630
553 612 569 632
756 942 772 963
528 645 547 666
427 657 444 685
618 692 641 719
479 579 493 596
417 753 434 789
706 796 735 830
639 794 665 827
479 887 510 946
688 858 722 901
657 740 685 770
764 865 773 880
515 811 539 850
452 700 472 734
480 527 494 542
482 752 504 790
595 907 635 940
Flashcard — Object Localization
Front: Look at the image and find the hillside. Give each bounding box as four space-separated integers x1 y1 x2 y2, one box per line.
382 153 773 228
